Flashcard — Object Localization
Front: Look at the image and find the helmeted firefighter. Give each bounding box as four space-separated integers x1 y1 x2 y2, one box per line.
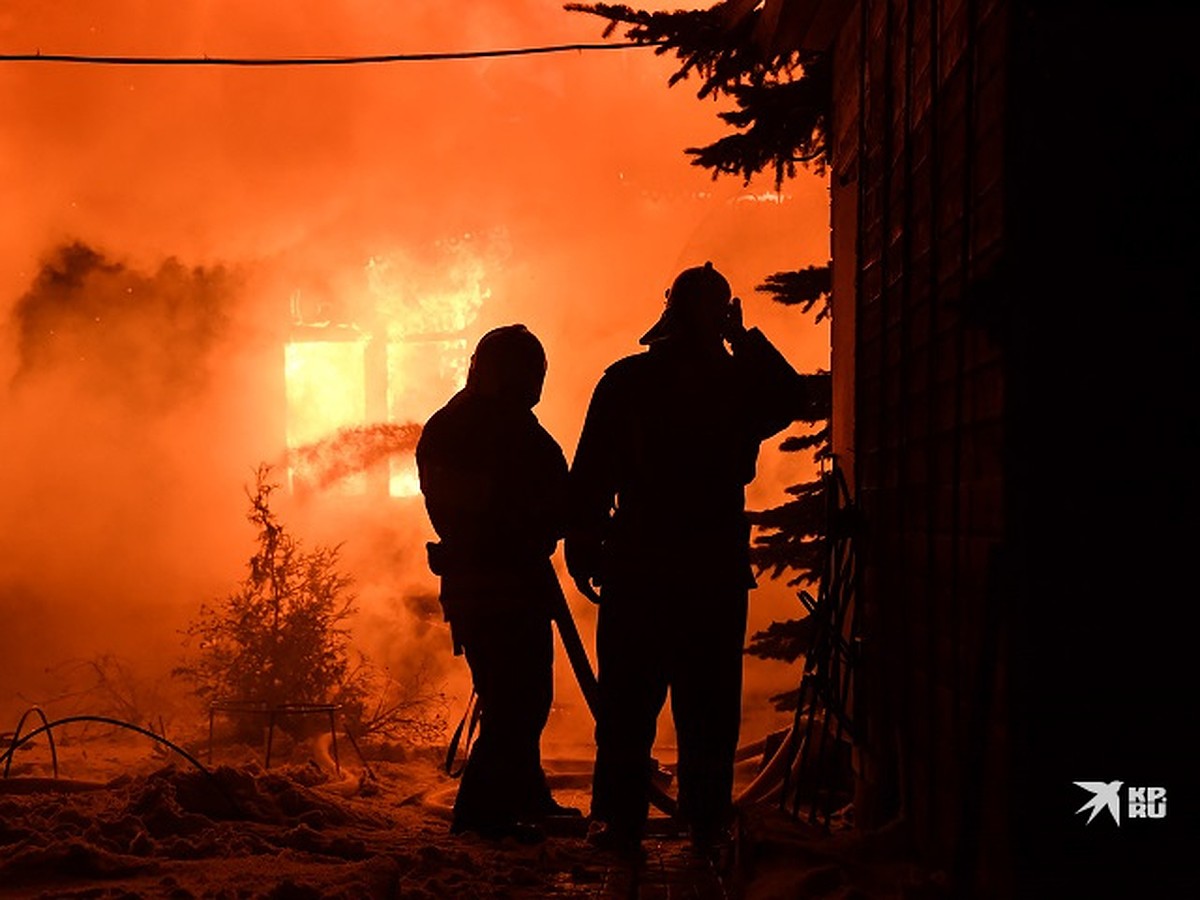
566 263 818 855
417 324 577 840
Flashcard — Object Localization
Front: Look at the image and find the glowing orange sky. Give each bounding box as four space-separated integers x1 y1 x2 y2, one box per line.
0 1 830 729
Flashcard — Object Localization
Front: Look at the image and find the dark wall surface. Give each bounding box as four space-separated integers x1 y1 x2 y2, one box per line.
836 0 1013 891
1005 4 1199 896
835 0 1199 895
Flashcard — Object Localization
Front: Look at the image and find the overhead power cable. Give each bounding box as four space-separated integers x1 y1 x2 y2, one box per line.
0 41 663 68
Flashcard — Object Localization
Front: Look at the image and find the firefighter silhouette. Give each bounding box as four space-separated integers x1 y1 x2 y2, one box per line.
567 263 818 854
417 324 578 840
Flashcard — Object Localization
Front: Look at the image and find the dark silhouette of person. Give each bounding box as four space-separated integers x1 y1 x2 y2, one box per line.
417 324 577 840
566 263 816 856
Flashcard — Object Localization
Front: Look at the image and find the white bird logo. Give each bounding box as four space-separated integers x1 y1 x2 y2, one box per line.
1073 781 1123 825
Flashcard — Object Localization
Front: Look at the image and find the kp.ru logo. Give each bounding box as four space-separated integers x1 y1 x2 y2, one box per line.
1073 781 1167 825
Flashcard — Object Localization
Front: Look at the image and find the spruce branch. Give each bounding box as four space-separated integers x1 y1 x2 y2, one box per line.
747 430 832 589
687 71 830 185
745 617 817 664
567 2 831 185
767 687 801 712
780 423 832 457
791 373 833 423
564 2 800 98
757 263 832 321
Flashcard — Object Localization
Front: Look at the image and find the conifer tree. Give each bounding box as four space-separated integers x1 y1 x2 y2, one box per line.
565 1 830 186
175 465 364 710
176 467 449 743
745 267 831 695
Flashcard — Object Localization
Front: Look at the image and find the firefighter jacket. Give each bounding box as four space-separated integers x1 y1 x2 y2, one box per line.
566 327 818 595
417 388 568 633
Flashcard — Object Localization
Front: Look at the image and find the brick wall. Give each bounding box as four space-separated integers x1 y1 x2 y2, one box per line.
830 0 1011 890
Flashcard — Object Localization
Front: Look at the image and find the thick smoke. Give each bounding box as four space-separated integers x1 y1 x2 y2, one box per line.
0 242 266 720
12 242 234 408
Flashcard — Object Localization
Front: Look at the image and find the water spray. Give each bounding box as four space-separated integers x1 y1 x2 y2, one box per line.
287 421 422 492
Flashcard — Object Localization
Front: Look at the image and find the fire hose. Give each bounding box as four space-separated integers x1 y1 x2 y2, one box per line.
550 589 679 818
1 713 243 815
2 714 211 778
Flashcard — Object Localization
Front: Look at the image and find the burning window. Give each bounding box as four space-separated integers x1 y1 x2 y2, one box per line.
284 332 373 495
283 250 485 497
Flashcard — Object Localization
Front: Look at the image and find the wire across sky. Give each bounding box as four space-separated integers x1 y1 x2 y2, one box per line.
0 41 663 67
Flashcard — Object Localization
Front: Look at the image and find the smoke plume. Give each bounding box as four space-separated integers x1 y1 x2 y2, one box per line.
12 242 235 408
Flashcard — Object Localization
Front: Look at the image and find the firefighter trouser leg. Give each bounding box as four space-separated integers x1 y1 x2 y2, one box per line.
591 588 748 838
671 592 748 834
453 612 554 830
591 599 670 837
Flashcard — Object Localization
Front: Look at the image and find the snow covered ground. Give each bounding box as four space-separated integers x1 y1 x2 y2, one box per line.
0 730 938 899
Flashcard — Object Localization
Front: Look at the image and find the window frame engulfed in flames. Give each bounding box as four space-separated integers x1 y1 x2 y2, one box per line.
283 321 470 499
